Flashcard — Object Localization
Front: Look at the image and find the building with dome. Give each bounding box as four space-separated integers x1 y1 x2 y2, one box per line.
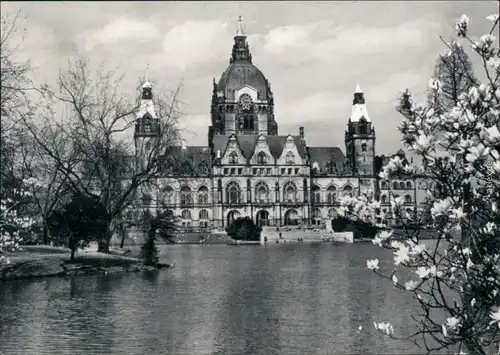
131 20 429 231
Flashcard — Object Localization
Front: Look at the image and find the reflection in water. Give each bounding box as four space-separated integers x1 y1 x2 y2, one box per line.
0 244 426 354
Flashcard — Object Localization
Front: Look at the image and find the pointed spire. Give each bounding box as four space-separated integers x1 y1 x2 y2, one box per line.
353 81 365 105
236 15 245 36
230 16 251 63
142 64 152 89
355 79 362 94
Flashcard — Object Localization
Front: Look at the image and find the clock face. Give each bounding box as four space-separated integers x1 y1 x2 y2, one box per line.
239 93 252 111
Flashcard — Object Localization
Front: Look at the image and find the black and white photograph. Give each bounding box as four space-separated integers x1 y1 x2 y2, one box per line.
0 1 499 354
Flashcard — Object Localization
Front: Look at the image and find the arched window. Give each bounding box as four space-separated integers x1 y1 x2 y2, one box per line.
406 181 412 189
145 141 151 150
399 182 405 189
381 195 388 204
381 181 388 189
406 208 412 217
238 93 254 130
327 186 337 204
405 194 412 204
198 186 209 204
181 209 192 219
199 209 209 220
229 152 238 164
180 186 192 206
343 185 353 197
392 181 398 189
226 181 240 204
313 208 322 219
312 185 321 204
359 119 367 134
199 161 209 175
162 186 175 204
328 208 337 218
257 151 267 165
254 182 269 203
361 143 367 152
285 151 295 165
283 181 297 203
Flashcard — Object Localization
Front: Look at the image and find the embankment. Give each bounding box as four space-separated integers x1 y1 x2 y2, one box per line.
0 245 170 282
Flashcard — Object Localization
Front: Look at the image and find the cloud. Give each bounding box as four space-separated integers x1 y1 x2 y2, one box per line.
83 18 160 51
260 18 439 66
162 20 233 71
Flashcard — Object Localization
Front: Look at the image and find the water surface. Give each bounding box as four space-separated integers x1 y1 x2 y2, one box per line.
0 243 425 354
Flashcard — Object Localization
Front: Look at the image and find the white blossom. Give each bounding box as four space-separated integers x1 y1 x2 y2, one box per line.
486 14 499 23
416 267 431 279
374 322 394 336
405 280 418 291
456 14 469 37
367 259 379 270
446 317 461 330
490 308 500 329
394 244 410 265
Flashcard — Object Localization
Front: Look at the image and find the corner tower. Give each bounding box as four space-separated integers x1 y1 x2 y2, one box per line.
134 69 160 171
210 16 278 139
344 83 376 176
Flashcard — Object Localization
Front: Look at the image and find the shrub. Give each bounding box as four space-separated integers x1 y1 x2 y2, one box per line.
226 217 262 241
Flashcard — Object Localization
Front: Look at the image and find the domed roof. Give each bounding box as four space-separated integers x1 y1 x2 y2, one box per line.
217 61 269 100
216 33 271 101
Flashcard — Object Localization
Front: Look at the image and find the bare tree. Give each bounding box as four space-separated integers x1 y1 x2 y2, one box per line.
430 40 477 115
0 9 32 119
24 56 182 253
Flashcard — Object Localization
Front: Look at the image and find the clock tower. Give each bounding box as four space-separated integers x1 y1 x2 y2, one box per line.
209 16 278 137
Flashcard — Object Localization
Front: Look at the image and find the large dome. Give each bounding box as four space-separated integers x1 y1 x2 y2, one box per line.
217 62 269 101
216 34 271 101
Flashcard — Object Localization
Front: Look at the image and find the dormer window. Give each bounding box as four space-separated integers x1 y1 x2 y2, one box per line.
286 151 295 165
257 152 267 165
229 152 238 164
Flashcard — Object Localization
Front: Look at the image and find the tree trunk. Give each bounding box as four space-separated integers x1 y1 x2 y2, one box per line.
69 234 76 261
42 220 49 245
97 220 113 253
119 224 126 249
97 238 110 253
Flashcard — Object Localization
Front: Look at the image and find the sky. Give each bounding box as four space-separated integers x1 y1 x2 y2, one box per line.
1 1 497 155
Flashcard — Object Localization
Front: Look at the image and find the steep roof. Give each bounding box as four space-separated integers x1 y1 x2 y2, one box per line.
211 134 307 161
308 147 346 172
160 146 211 175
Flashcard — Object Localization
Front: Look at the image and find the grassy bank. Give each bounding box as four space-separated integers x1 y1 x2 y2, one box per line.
0 245 170 282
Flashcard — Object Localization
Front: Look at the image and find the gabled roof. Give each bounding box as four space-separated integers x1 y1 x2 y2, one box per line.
308 147 345 172
211 134 307 161
160 146 211 175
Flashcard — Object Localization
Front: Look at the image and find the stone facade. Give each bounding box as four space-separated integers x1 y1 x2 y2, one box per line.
130 30 427 230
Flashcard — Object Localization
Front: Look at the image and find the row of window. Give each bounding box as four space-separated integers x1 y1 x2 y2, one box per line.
227 151 296 165
142 183 355 205
380 194 413 204
381 181 413 189
222 167 303 175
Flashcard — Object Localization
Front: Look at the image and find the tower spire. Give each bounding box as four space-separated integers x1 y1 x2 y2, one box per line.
145 63 149 82
236 15 245 36
230 16 251 63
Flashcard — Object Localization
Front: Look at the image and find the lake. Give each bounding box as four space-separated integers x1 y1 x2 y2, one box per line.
0 243 427 354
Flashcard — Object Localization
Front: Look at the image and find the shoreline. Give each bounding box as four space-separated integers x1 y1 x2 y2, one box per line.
0 245 172 282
